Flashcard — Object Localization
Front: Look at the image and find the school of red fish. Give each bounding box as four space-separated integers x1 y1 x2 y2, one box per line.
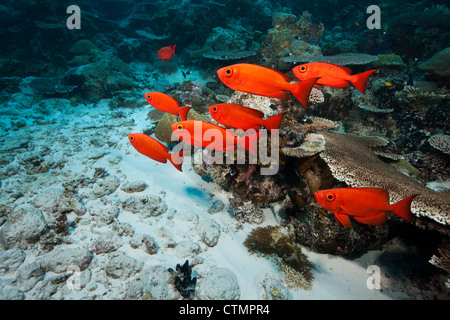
128 45 417 228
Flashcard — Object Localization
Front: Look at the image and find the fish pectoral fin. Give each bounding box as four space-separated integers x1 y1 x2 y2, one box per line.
334 213 352 228
354 212 387 226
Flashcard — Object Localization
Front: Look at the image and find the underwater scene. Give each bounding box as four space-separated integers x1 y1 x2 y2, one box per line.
0 0 449 303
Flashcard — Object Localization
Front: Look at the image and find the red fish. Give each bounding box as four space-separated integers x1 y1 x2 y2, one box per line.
128 133 186 172
217 63 319 109
292 62 378 94
171 120 263 155
145 92 191 121
209 103 284 131
157 44 176 62
314 187 418 228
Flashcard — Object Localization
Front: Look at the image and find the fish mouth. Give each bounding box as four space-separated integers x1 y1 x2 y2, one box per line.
313 191 320 202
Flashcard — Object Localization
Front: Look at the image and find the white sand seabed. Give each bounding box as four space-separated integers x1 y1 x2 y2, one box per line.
0 95 411 300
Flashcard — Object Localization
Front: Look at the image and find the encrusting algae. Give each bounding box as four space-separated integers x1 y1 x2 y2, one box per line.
244 225 314 289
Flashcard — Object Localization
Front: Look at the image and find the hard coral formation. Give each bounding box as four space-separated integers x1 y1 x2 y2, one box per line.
281 133 326 158
244 225 314 289
202 50 257 60
295 154 334 194
395 85 448 116
261 11 323 70
372 54 406 68
429 240 450 288
173 81 216 114
317 132 450 226
63 55 136 102
353 90 394 114
429 134 450 155
153 110 210 144
192 24 260 62
284 53 379 66
419 47 450 77
1 0 449 299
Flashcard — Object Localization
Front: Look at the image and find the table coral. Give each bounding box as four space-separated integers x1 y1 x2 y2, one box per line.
318 131 450 226
429 134 450 155
284 53 379 66
202 50 257 60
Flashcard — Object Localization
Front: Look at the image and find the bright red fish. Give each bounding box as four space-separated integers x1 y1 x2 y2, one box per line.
128 133 186 172
217 63 319 109
209 103 285 131
157 44 176 62
314 187 418 228
145 92 191 121
292 62 378 94
171 120 263 155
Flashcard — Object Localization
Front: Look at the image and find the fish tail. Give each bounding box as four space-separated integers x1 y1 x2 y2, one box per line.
390 194 418 222
236 131 264 155
263 113 285 131
179 106 192 121
168 150 188 172
172 44 177 56
350 69 378 94
289 77 320 109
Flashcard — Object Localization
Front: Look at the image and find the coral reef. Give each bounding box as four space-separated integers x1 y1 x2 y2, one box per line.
1 0 449 300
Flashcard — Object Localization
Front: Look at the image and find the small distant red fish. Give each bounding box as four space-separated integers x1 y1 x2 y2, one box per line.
157 44 176 62
209 103 285 131
292 62 378 94
171 120 263 155
217 63 319 109
128 133 186 172
314 187 418 228
145 92 191 121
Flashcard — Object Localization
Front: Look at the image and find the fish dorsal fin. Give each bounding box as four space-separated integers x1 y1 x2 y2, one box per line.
153 138 170 153
358 188 389 202
236 105 265 118
354 212 387 226
336 65 353 74
263 65 292 83
279 71 293 83
335 213 352 228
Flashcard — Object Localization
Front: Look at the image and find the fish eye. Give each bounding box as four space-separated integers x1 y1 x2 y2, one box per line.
299 66 307 72
130 136 134 141
212 106 218 112
325 192 335 201
177 124 183 130
225 68 233 76
146 93 151 100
